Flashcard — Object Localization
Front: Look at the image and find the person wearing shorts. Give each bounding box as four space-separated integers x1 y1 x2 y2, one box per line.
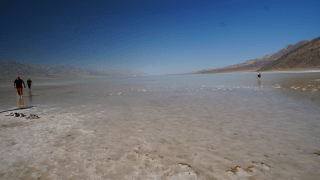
13 77 26 96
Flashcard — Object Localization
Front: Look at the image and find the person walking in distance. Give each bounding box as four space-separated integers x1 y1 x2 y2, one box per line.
27 78 32 90
13 76 26 97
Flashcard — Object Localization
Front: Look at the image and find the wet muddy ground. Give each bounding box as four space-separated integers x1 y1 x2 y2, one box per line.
0 73 319 179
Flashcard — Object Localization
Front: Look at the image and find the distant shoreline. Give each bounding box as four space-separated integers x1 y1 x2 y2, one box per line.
178 67 320 75
0 74 109 85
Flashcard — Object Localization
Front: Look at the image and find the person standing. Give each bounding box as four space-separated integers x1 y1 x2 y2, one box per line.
257 71 261 78
27 78 32 90
13 76 26 96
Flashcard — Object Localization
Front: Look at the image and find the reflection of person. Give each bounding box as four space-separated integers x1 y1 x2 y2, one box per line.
28 90 33 103
18 95 25 108
13 76 26 97
27 78 32 90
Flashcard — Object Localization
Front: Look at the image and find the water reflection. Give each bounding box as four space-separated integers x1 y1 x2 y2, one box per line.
28 90 33 103
18 96 25 108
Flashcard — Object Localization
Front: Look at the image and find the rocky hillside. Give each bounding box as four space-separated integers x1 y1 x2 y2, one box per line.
197 40 310 74
259 37 320 71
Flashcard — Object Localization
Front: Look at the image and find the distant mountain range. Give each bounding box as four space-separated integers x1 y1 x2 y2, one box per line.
196 40 312 74
2 37 319 77
259 36 320 71
0 61 103 77
0 60 145 77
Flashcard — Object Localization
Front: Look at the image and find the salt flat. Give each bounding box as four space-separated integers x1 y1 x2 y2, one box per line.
0 73 319 180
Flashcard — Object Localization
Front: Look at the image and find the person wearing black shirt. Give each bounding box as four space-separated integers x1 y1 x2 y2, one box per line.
13 76 26 96
27 78 32 90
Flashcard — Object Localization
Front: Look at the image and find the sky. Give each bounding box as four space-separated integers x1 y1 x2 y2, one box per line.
0 0 319 75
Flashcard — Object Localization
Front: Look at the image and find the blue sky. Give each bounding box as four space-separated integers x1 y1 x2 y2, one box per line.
1 0 319 75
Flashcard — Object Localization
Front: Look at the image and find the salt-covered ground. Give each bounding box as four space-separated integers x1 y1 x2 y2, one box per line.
0 73 319 180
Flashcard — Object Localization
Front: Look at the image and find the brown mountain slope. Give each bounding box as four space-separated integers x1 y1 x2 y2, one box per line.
197 40 310 74
259 37 320 71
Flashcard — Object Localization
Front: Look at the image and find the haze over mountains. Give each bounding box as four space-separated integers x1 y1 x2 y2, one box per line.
0 60 145 77
1 37 319 77
197 40 312 74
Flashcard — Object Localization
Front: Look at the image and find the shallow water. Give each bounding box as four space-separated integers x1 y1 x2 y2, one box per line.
0 73 319 179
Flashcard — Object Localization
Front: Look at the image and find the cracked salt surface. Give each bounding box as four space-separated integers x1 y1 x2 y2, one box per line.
0 73 320 179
